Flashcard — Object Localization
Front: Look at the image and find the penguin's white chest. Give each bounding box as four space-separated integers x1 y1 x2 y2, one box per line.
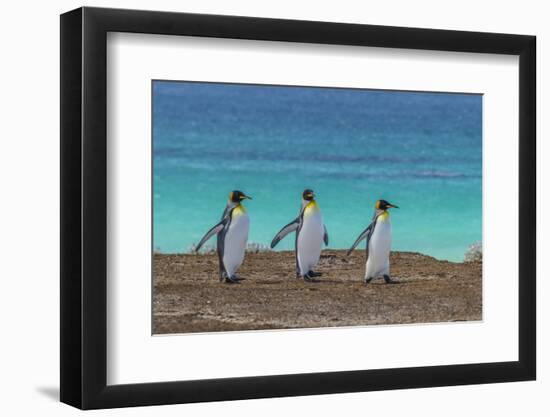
366 215 392 278
297 205 324 275
222 209 249 277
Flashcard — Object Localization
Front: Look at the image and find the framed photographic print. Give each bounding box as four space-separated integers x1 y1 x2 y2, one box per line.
60 6 536 409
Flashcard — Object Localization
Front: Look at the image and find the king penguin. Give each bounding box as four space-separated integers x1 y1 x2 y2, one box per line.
347 199 399 284
270 189 329 282
195 190 252 283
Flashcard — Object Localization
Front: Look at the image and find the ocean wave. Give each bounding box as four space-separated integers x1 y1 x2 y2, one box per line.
153 146 470 165
412 170 467 178
313 170 479 180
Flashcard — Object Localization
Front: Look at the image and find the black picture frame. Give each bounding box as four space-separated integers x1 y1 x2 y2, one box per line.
60 6 536 410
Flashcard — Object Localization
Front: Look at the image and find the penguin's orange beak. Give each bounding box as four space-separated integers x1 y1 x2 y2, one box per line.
387 203 399 209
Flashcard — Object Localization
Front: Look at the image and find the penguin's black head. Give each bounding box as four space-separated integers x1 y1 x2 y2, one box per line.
376 199 398 211
229 190 252 203
302 189 315 201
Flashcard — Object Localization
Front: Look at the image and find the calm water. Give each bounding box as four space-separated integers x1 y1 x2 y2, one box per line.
153 81 482 262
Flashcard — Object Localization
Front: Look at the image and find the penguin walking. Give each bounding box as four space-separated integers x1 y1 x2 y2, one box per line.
347 199 399 284
270 189 329 282
195 190 252 283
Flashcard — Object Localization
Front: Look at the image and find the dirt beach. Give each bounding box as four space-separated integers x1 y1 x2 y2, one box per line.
153 250 482 334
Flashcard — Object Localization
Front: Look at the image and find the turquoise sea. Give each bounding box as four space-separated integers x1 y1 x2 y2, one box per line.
153 81 482 262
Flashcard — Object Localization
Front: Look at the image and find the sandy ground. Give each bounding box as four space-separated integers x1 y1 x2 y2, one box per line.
153 250 482 334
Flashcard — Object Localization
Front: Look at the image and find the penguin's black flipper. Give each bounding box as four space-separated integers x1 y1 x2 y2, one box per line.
323 225 329 246
346 220 376 256
195 220 227 252
270 218 299 248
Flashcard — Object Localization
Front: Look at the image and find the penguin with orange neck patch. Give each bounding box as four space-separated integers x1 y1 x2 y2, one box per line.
270 189 329 282
195 190 251 283
347 199 399 284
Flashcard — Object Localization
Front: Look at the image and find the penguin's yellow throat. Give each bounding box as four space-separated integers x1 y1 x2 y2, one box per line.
232 203 246 217
304 200 320 215
378 211 390 222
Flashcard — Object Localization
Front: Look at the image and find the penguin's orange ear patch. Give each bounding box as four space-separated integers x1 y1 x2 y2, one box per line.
229 191 234 201
375 200 381 210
